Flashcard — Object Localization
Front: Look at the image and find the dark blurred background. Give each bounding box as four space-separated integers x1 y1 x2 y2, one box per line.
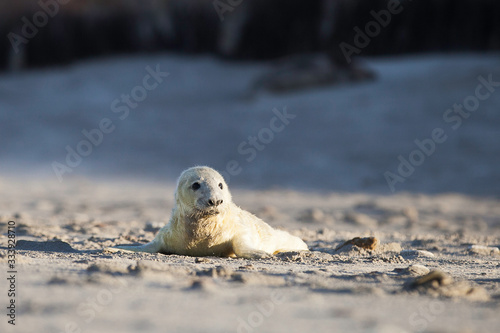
0 0 499 195
1 0 500 69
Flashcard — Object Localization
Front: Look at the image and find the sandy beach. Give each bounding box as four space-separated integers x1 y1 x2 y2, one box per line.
1 175 499 333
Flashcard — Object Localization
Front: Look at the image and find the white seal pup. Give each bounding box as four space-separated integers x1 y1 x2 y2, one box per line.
107 166 308 259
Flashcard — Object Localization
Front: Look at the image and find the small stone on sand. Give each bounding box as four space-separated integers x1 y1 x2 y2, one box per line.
408 270 490 301
400 249 435 258
408 264 430 276
468 245 500 255
411 270 453 288
335 237 379 251
395 264 430 276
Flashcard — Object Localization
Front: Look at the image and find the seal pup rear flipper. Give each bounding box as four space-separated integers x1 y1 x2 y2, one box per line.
104 239 162 254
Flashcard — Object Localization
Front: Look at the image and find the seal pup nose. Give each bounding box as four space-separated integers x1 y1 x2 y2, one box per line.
207 199 223 207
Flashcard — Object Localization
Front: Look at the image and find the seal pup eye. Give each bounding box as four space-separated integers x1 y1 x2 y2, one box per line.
191 182 200 191
218 183 223 190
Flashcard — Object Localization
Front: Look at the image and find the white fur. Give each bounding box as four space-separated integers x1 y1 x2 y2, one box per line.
106 166 308 258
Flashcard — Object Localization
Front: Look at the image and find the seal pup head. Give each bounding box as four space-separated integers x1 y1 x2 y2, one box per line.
175 166 232 218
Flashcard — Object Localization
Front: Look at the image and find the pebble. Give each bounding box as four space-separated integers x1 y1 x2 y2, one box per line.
195 257 212 263
395 264 430 276
468 245 500 255
400 249 435 258
407 264 430 275
408 270 490 301
411 270 453 288
336 237 379 251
